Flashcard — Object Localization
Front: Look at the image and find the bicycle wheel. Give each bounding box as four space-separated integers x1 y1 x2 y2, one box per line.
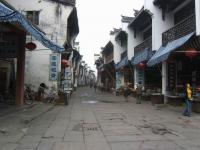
24 93 33 105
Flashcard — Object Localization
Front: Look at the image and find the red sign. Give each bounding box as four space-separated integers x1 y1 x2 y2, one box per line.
61 59 70 68
138 62 145 69
25 42 37 50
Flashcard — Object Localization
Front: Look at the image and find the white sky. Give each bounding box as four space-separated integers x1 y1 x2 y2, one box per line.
76 0 144 71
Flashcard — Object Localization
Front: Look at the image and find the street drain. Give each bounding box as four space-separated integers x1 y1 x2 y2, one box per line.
83 123 98 131
136 124 178 136
109 117 124 121
152 126 172 135
42 136 54 139
85 127 98 131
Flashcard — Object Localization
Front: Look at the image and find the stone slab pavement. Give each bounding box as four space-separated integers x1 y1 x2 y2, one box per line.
1 87 200 150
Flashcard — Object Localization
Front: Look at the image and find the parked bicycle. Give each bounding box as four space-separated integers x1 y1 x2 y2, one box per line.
44 87 58 103
24 84 35 105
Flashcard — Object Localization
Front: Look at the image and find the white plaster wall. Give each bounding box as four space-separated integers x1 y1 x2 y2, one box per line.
195 0 200 36
127 27 135 60
7 0 73 91
111 34 128 64
7 0 73 46
24 41 58 91
144 0 173 95
110 34 121 64
127 22 146 88
144 0 174 50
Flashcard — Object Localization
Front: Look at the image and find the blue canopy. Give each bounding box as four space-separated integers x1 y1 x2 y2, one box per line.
0 2 65 52
131 48 153 65
147 32 195 66
115 56 129 70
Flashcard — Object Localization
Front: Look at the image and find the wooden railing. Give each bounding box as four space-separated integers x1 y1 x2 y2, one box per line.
162 14 195 46
134 37 152 53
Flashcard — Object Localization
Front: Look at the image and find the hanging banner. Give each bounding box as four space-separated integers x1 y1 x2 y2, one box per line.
49 53 59 81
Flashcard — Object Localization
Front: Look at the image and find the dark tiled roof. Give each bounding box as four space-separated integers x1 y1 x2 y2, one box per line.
47 0 76 6
121 15 134 23
153 0 186 10
110 28 121 35
115 30 127 42
128 7 152 31
101 41 113 54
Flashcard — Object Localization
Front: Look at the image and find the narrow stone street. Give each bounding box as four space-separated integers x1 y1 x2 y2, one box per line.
1 87 200 150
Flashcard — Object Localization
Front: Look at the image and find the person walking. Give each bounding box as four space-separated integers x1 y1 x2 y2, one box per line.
183 83 193 117
136 83 142 104
94 82 97 92
124 82 130 102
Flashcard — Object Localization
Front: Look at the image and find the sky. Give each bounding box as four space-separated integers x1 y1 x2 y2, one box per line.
76 0 144 72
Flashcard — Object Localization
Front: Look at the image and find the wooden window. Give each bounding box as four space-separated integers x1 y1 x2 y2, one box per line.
174 1 195 25
26 11 39 25
143 27 152 41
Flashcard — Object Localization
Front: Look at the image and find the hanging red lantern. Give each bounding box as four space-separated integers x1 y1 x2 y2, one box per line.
61 59 70 67
25 42 37 50
138 62 145 69
185 48 198 59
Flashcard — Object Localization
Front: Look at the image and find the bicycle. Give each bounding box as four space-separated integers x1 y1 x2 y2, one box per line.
44 87 58 103
24 84 35 105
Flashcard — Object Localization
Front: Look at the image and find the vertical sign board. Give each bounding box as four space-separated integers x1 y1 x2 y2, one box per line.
62 67 73 91
116 72 122 90
49 53 59 81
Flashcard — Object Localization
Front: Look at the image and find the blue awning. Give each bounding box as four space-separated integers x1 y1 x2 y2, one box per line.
115 56 129 70
147 32 195 66
131 48 153 65
0 2 64 52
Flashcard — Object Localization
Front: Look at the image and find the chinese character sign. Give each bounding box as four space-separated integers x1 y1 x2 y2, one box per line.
49 54 59 80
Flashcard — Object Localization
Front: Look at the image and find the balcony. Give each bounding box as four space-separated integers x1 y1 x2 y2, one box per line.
162 14 195 46
134 37 152 53
121 50 127 60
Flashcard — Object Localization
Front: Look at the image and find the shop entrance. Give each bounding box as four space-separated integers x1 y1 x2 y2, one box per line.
0 68 7 92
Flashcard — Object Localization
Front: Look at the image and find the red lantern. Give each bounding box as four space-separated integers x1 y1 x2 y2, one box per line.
138 62 145 69
185 48 198 59
61 59 70 67
25 42 37 50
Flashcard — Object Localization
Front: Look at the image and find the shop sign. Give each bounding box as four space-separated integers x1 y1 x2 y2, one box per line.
62 67 72 91
49 53 59 81
64 68 72 80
